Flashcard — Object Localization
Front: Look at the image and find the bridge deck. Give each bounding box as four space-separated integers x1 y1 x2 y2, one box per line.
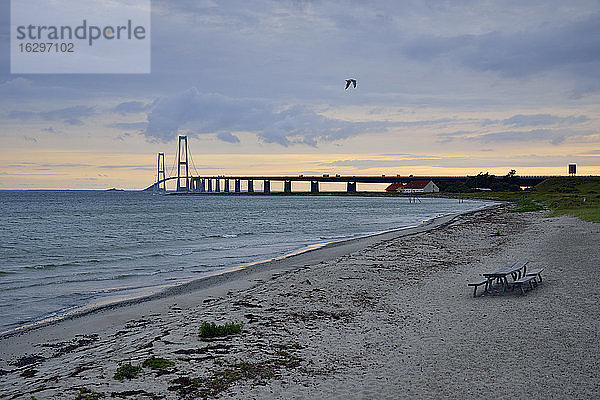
145 175 550 191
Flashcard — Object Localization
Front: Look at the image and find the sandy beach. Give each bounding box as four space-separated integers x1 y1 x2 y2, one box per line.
1 204 599 399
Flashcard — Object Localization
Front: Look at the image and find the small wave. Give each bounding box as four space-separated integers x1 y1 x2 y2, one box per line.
22 258 103 270
23 262 76 270
114 274 139 280
146 250 195 258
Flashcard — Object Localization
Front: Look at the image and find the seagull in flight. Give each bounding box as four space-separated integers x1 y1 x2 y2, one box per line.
345 79 357 90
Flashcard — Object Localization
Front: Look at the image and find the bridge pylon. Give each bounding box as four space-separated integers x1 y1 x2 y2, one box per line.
176 135 189 192
156 152 166 192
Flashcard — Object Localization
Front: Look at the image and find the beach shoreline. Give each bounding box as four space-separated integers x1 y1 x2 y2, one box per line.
2 203 599 399
0 201 497 339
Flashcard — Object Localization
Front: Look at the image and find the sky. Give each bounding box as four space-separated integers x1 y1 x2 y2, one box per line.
0 0 599 190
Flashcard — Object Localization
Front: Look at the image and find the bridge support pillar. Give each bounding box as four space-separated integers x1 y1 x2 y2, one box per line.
248 180 254 193
263 180 270 193
207 179 212 192
215 178 220 193
157 152 166 193
311 181 319 193
176 136 189 192
284 180 292 193
347 182 357 193
235 179 241 192
200 179 205 192
224 179 230 192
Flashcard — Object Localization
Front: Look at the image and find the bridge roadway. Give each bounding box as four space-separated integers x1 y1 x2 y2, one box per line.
145 175 549 193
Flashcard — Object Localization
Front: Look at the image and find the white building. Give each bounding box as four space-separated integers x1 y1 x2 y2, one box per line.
401 180 440 193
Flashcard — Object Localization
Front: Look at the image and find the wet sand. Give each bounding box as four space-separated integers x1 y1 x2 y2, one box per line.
1 204 599 399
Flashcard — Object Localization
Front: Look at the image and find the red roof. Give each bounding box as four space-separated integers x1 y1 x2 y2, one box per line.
385 183 403 191
404 180 431 189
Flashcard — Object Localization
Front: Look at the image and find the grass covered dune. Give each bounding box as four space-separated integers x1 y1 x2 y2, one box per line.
441 176 600 223
1 203 599 399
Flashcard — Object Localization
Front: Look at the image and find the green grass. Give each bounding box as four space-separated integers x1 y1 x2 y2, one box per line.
548 207 600 221
113 363 141 381
509 198 545 213
199 322 243 339
437 176 600 223
535 176 600 194
142 357 175 370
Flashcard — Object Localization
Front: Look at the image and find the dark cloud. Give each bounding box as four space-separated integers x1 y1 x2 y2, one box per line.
438 128 598 145
216 132 241 143
402 13 600 83
40 106 95 120
502 114 589 127
144 88 391 146
64 119 84 126
8 110 36 119
112 101 152 115
107 122 148 131
0 78 81 101
8 105 96 126
481 114 590 127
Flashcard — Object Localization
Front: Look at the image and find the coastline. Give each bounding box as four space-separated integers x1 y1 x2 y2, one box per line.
0 200 497 339
3 202 598 399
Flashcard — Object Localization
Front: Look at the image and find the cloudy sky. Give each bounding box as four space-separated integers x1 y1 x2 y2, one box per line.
1 0 599 189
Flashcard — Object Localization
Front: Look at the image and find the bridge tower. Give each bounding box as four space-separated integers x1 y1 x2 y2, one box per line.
176 135 189 192
156 152 166 192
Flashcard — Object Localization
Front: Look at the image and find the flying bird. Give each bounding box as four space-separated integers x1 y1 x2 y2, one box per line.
345 79 357 90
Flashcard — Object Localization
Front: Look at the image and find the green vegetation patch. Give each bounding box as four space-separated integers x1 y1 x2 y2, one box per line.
535 176 600 194
169 350 302 398
509 198 545 213
142 357 175 370
113 363 141 381
443 176 600 223
73 387 105 400
199 322 243 339
548 206 600 222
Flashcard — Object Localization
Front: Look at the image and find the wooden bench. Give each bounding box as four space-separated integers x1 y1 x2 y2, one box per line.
526 268 544 283
468 278 489 297
511 275 537 295
511 260 529 279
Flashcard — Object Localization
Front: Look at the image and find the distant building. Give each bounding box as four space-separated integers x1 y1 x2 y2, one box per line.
402 180 439 193
385 183 403 192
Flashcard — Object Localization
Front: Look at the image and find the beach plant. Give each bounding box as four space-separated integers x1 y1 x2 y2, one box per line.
73 387 105 400
199 322 243 339
510 198 545 213
113 363 141 381
142 356 175 371
168 343 302 397
491 230 505 236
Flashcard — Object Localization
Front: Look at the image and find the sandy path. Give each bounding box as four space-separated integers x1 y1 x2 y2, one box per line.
1 205 599 399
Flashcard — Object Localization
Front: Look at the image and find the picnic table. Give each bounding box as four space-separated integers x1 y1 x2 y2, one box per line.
482 261 528 295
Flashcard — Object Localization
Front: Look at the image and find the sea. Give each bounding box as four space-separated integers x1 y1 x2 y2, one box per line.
0 190 489 333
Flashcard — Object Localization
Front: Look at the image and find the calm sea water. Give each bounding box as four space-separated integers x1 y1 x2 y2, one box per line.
0 191 488 332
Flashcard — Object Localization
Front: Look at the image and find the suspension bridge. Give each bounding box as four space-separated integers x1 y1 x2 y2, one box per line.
144 136 550 194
